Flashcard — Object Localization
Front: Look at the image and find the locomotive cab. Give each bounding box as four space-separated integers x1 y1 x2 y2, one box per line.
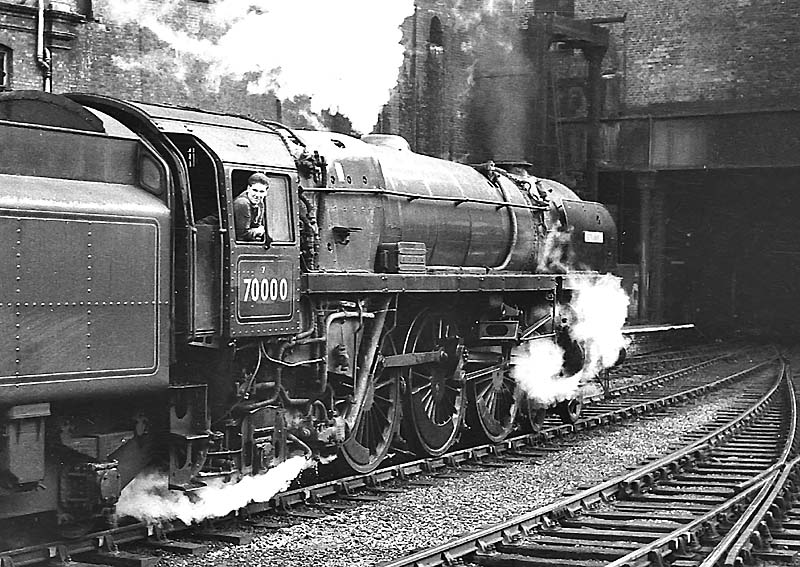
68 96 303 341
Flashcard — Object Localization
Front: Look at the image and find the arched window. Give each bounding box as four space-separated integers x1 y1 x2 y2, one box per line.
0 45 11 91
76 0 94 19
429 16 443 47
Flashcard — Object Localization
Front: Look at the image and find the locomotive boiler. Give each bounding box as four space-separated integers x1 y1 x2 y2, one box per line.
0 90 617 541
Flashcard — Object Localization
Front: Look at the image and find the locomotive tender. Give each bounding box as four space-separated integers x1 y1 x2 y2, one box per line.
0 90 616 538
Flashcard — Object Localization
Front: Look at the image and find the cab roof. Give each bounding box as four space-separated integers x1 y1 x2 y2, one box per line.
66 93 296 170
126 101 296 168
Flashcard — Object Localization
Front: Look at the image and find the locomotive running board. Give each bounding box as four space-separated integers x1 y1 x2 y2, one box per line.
303 272 559 293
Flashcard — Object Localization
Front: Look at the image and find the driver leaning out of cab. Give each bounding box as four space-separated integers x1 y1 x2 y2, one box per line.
234 172 272 246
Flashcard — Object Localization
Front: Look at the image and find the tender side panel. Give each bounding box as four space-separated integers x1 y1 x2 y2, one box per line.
1 215 160 376
0 178 170 404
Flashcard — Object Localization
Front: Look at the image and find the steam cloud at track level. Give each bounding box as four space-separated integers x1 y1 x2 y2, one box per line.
116 456 310 525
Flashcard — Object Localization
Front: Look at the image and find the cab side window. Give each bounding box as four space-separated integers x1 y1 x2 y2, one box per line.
264 176 292 243
231 170 293 245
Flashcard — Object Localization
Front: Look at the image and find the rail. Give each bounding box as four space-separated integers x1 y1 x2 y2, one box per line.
701 358 798 566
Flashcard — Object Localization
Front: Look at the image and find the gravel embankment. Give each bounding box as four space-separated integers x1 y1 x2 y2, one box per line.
155 385 745 567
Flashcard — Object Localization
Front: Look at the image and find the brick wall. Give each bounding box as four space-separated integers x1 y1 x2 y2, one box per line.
574 0 800 112
0 1 54 91
383 0 481 160
385 0 538 161
385 0 800 169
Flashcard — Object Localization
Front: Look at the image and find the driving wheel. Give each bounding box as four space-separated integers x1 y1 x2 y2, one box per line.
466 357 518 443
400 311 466 457
339 330 402 473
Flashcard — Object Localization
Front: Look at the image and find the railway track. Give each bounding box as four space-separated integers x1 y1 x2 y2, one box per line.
379 353 798 567
0 339 764 567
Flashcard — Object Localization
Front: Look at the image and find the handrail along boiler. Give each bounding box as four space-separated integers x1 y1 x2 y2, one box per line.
0 91 617 538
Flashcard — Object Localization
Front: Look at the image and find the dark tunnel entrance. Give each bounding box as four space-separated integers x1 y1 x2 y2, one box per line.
601 168 800 337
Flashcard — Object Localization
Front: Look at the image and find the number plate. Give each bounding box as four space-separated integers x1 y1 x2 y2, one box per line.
237 259 294 320
583 230 604 244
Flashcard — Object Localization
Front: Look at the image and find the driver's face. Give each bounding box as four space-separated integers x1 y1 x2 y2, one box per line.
247 182 268 203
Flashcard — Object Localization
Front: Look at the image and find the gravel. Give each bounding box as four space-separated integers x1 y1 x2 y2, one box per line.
152 384 745 567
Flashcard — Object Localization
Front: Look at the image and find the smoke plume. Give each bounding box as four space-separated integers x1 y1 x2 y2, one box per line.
116 456 310 525
101 0 415 133
453 0 533 162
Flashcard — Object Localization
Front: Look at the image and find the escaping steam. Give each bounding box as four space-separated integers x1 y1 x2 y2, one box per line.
512 274 629 407
537 222 574 273
117 456 310 525
102 0 415 133
513 339 579 406
566 274 630 381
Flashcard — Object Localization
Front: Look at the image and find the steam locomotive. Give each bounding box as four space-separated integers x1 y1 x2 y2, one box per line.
0 90 617 539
